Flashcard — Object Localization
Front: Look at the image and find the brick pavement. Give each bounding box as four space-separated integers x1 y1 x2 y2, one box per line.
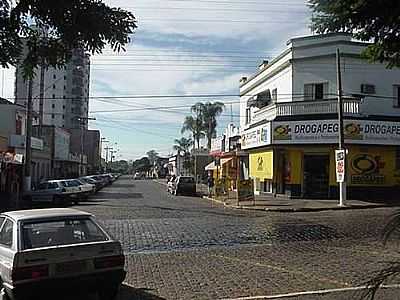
77 177 400 300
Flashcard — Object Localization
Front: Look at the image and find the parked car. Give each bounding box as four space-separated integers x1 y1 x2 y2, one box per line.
73 179 96 199
57 179 83 204
89 175 108 189
172 176 196 196
28 180 80 205
0 208 126 300
28 181 67 205
79 176 102 192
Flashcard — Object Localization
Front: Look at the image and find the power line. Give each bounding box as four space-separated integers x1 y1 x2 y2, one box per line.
124 6 309 13
137 17 309 24
111 0 307 7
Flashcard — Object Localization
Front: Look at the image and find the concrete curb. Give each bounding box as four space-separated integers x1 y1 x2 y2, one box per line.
201 196 388 212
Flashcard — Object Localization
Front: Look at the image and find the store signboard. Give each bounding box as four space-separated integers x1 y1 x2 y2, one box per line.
335 150 345 183
241 123 271 150
210 135 225 155
273 120 400 145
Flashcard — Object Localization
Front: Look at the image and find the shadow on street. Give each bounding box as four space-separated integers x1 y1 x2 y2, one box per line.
94 192 144 199
56 284 166 300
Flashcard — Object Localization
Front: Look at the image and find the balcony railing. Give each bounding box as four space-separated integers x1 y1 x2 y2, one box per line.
252 98 360 123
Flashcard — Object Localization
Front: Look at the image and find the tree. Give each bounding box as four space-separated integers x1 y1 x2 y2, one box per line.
309 0 400 68
0 0 136 77
192 102 225 150
173 137 193 175
173 137 193 156
132 157 151 173
146 150 159 166
181 115 205 149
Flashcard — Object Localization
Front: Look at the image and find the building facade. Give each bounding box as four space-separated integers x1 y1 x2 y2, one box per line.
240 33 400 199
15 48 90 130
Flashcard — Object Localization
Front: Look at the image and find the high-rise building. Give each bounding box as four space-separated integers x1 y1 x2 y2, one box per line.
15 48 90 130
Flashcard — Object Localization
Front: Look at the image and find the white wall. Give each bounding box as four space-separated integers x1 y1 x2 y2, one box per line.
240 66 293 129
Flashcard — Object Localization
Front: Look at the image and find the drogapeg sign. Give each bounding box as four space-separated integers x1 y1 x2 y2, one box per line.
335 150 346 183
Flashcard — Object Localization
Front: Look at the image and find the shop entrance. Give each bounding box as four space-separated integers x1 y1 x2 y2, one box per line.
303 155 329 198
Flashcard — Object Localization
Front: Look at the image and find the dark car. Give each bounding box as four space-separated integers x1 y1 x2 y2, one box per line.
173 176 196 196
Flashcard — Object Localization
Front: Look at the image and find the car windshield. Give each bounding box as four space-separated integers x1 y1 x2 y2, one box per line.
21 218 108 250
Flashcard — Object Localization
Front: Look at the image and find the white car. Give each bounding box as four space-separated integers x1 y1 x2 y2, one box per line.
0 208 126 300
73 179 96 198
29 180 81 206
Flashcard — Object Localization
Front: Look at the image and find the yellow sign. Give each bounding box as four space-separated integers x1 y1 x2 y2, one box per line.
250 151 273 180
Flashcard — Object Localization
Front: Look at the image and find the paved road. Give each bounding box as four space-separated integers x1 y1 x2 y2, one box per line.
74 176 400 300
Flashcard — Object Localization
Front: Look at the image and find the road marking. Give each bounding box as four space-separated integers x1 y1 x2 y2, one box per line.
219 284 400 300
211 254 350 288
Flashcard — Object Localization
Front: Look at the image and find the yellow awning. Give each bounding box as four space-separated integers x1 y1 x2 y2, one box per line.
205 161 217 170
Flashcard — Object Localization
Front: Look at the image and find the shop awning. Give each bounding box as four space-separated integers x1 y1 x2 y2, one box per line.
205 161 217 171
221 157 233 165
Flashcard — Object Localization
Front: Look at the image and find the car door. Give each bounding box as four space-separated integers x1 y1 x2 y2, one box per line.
0 218 16 285
32 182 51 201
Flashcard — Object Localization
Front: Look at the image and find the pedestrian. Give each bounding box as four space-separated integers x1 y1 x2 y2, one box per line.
207 173 214 197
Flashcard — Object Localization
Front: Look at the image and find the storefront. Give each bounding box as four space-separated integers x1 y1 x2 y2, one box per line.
271 119 400 199
243 119 400 199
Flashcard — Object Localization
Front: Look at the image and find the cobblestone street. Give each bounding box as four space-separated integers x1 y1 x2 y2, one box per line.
75 176 400 300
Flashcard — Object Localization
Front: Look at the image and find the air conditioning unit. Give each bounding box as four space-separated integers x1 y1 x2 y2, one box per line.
361 84 375 94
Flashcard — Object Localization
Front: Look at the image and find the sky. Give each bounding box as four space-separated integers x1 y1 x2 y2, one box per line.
1 0 313 161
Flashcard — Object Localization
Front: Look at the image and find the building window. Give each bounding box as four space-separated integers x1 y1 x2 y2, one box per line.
52 104 55 109
53 74 56 79
64 85 66 90
62 115 65 119
304 83 328 100
64 75 67 80
272 88 277 102
63 95 66 99
52 94 55 99
394 85 400 107
51 114 55 119
53 84 56 89
63 105 65 109
245 108 251 125
361 84 376 94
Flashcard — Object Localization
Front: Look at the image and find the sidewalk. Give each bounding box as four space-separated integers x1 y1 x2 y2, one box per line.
153 179 392 212
202 193 392 212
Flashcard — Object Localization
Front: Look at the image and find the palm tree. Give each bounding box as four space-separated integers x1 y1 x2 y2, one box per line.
181 115 204 149
192 101 225 150
173 137 193 155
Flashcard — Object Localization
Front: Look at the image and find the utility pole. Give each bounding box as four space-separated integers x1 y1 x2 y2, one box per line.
24 78 34 198
101 138 109 172
38 60 45 137
336 48 346 207
77 116 96 176
104 146 112 172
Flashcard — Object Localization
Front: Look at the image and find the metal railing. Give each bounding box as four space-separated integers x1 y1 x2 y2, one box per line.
252 98 360 123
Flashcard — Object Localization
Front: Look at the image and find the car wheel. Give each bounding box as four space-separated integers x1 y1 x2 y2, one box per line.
98 284 119 300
